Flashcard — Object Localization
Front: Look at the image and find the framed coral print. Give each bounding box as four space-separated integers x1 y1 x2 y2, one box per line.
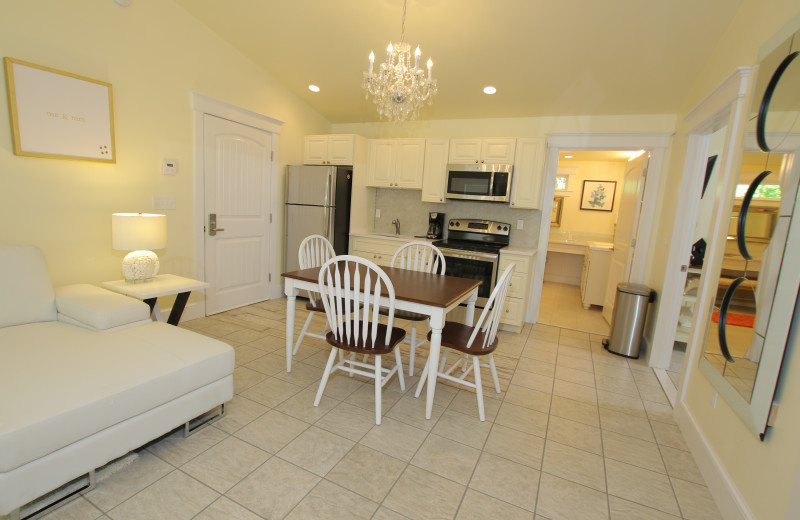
580 180 616 211
4 58 115 162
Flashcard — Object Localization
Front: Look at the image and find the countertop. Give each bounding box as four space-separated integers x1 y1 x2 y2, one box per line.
350 232 436 242
350 233 536 255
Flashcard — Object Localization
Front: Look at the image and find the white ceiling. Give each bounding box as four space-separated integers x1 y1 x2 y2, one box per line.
174 0 743 124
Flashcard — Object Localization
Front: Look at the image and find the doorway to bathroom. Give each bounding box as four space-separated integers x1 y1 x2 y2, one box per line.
539 149 648 336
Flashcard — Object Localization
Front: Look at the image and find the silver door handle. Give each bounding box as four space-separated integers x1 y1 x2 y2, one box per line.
209 213 225 236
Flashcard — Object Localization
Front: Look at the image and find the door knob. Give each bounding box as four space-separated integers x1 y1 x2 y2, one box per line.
209 213 225 236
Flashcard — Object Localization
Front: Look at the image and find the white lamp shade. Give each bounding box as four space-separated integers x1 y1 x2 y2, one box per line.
111 213 167 251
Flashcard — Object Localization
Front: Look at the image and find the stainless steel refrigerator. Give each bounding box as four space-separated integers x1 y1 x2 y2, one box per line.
284 165 352 273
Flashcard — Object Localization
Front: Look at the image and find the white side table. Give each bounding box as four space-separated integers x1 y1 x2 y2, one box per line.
102 274 209 325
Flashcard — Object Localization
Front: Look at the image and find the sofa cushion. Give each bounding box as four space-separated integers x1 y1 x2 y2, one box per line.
0 321 234 473
0 245 57 328
55 284 151 331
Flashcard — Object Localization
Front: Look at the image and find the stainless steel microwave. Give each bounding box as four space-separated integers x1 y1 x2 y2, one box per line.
446 163 513 202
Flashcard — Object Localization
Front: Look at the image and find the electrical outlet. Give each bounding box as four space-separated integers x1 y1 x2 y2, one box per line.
516 219 524 230
375 209 381 218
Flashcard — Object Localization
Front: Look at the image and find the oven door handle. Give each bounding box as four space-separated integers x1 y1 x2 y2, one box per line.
439 249 499 262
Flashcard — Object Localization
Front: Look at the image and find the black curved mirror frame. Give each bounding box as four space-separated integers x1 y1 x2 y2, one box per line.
757 50 800 152
699 27 800 437
736 169 776 259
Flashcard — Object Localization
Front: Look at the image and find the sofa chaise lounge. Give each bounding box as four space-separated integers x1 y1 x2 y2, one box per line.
0 245 234 519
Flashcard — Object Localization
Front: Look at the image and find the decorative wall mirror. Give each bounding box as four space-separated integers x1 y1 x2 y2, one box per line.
551 196 563 226
698 27 800 438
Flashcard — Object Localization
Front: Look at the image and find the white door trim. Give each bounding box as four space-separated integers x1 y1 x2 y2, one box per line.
649 68 752 385
530 132 672 326
191 92 284 318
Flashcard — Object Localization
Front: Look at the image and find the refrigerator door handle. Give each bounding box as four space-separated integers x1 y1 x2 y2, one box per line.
323 206 334 242
326 168 333 206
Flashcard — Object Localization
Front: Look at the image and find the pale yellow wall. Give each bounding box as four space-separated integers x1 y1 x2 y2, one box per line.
0 0 331 287
642 1 800 518
556 161 625 237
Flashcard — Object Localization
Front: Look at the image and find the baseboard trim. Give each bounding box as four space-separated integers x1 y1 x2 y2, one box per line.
654 368 677 406
674 402 755 520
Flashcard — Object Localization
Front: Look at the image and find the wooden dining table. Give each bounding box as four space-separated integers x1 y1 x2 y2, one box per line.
282 265 482 419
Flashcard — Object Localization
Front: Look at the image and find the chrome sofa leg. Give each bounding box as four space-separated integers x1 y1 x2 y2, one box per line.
184 403 226 437
18 470 95 520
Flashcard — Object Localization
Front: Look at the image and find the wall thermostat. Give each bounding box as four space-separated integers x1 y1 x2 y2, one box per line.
162 159 177 175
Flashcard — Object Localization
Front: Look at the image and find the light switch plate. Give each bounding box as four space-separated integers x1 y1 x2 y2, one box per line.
153 196 176 210
375 209 381 218
516 219 524 230
162 159 177 175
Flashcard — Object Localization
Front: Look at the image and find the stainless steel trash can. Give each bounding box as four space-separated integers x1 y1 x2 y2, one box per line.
603 283 655 359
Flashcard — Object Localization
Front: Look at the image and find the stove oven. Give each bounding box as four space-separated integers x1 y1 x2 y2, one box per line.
433 218 511 307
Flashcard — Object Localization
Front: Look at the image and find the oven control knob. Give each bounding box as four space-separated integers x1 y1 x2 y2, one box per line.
503 225 509 231
455 221 460 227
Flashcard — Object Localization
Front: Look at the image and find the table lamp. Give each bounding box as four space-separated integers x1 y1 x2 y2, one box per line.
111 213 167 282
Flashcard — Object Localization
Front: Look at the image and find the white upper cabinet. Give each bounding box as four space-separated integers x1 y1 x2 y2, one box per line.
449 138 516 164
421 138 450 203
367 138 425 189
510 137 546 209
303 134 356 165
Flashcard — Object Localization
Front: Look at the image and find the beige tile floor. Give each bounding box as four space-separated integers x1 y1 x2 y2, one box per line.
35 298 722 520
538 282 610 336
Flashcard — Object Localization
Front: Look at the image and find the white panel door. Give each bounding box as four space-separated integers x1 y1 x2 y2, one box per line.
602 153 649 324
204 114 272 315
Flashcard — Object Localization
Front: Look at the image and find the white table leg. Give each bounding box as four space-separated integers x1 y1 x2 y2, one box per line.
285 280 298 373
464 288 478 326
425 308 445 419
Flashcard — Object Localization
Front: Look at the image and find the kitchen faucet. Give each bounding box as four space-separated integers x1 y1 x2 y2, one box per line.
392 219 400 235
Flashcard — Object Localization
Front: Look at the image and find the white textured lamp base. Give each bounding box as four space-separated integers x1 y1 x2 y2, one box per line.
122 250 160 282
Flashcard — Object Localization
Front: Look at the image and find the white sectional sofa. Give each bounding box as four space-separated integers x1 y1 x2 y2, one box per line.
0 245 234 518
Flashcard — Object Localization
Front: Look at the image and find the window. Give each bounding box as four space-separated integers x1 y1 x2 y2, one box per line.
735 184 781 199
555 167 577 195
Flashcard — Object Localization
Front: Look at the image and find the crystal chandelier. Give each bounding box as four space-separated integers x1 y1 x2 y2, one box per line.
362 0 438 122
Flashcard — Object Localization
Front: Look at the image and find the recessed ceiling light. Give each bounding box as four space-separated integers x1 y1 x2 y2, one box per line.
564 155 573 159
308 85 320 93
483 86 497 95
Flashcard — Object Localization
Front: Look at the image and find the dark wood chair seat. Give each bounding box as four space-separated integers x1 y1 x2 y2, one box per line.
326 323 406 355
428 322 498 355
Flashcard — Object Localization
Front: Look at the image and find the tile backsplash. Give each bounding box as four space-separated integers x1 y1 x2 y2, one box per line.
372 189 541 249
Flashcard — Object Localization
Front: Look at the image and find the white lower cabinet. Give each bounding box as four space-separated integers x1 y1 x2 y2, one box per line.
498 251 535 330
581 246 611 309
349 235 410 267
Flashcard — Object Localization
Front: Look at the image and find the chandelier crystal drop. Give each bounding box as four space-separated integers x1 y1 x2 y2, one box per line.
362 0 438 122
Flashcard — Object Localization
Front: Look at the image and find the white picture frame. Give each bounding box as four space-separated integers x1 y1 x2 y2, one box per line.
4 58 115 162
